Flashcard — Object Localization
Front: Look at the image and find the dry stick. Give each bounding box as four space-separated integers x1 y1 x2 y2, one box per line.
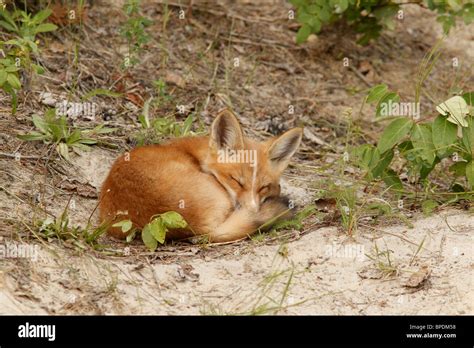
348 65 372 88
0 152 47 160
0 186 26 204
359 223 435 254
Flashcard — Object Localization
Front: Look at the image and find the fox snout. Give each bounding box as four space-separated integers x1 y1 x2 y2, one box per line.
240 191 260 213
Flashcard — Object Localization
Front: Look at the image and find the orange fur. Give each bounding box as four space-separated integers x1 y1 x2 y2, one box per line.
99 110 302 242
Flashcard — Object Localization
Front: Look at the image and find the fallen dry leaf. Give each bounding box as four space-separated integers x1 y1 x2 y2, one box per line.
357 265 384 280
404 265 431 288
126 93 144 107
165 71 186 89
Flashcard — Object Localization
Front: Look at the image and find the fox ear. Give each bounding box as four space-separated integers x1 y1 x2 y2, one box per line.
267 128 303 172
210 109 244 150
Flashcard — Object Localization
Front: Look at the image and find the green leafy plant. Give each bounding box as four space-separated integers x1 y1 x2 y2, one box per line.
0 56 21 112
114 211 188 251
18 109 116 160
135 97 198 145
290 0 473 45
0 8 58 39
365 241 398 278
353 92 474 194
152 78 173 105
0 7 57 112
120 0 152 68
34 202 109 250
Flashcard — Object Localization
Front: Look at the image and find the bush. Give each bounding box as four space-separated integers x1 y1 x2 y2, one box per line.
289 0 474 45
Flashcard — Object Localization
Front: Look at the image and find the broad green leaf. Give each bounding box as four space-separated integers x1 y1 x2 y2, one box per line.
462 116 474 155
17 132 48 141
382 169 403 191
71 143 92 152
32 114 49 134
338 0 349 12
113 219 133 233
0 9 18 31
90 125 117 134
0 58 13 65
78 138 97 145
296 9 313 24
34 23 58 34
376 92 400 117
421 199 439 215
26 39 39 53
308 16 321 32
371 149 394 178
3 83 17 113
462 92 474 106
160 211 188 229
147 218 167 244
449 161 467 177
0 70 7 85
296 24 312 44
32 64 45 75
447 0 462 11
466 161 474 189
411 124 436 165
32 9 52 24
377 117 413 154
66 129 82 144
142 225 158 251
307 4 319 14
139 97 153 129
7 73 21 89
436 96 469 127
4 65 19 73
0 20 16 32
432 114 457 157
56 142 70 160
373 5 399 21
366 84 388 104
126 229 137 243
420 156 440 180
317 6 331 22
182 114 193 135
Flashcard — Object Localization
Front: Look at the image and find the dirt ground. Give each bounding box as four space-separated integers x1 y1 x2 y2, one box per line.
0 0 473 315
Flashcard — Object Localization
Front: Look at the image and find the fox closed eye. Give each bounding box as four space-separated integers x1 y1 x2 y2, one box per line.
230 175 244 187
258 184 270 194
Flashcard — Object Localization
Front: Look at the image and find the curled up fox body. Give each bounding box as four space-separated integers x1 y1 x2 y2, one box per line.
99 110 303 243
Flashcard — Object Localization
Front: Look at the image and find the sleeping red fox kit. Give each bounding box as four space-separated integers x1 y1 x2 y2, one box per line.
99 109 303 242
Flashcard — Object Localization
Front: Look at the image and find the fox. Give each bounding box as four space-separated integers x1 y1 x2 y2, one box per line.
99 109 303 243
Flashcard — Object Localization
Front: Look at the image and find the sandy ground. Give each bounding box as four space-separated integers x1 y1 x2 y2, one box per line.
1 206 472 315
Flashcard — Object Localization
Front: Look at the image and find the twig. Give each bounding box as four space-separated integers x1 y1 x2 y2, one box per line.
348 65 372 88
359 223 435 253
0 152 47 160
